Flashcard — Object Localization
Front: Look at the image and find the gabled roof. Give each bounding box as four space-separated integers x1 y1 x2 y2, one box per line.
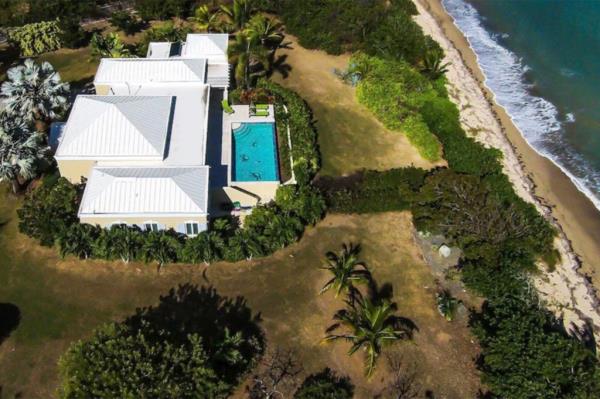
56 96 172 159
79 166 210 216
183 34 229 60
94 58 207 84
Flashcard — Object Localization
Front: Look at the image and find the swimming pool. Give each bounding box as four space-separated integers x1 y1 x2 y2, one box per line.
232 122 279 182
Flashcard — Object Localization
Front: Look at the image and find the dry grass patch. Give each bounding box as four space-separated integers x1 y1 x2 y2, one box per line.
272 36 445 177
0 206 479 398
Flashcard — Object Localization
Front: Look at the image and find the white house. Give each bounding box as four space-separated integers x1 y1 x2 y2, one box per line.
54 34 282 235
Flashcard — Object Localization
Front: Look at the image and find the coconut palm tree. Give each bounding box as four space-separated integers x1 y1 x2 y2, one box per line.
0 123 49 193
245 14 284 50
320 243 372 297
228 31 270 89
324 295 413 377
90 32 132 59
189 4 223 33
220 0 255 33
0 59 69 132
421 51 450 80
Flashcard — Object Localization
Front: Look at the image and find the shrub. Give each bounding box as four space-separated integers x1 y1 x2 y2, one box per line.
257 80 320 184
57 17 89 49
294 368 354 399
58 285 264 398
7 20 62 56
18 177 81 246
110 10 144 35
472 293 600 398
353 54 442 161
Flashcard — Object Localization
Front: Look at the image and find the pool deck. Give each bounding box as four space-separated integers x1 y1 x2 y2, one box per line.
221 105 275 183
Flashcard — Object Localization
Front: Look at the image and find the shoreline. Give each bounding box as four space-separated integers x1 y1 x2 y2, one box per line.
414 0 600 339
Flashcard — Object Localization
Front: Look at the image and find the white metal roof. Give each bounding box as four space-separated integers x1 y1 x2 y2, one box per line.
95 58 207 84
79 166 210 216
55 96 172 159
183 34 229 61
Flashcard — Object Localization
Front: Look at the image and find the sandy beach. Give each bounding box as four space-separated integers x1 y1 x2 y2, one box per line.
414 0 600 339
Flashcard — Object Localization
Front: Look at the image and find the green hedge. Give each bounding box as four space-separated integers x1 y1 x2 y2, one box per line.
7 20 62 56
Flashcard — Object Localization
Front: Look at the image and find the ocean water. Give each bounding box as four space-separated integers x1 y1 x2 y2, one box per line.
442 0 600 210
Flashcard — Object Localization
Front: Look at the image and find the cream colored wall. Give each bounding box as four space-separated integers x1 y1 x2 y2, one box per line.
80 215 208 231
233 182 280 203
222 186 259 208
57 159 96 183
95 84 110 95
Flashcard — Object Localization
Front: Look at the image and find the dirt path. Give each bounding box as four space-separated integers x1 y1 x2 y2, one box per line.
272 37 444 176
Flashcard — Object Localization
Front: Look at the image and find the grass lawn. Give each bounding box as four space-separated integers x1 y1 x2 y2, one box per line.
0 186 481 398
38 47 99 87
272 37 446 177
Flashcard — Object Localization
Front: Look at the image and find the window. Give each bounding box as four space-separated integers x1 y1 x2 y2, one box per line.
143 222 160 232
185 222 200 236
109 221 128 229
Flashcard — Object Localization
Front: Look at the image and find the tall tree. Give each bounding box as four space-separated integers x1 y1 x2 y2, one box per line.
245 14 284 50
324 294 413 377
319 243 371 297
189 4 223 33
220 0 255 33
1 59 69 132
228 31 269 89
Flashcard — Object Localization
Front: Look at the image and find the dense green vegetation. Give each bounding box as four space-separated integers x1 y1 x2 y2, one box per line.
267 0 439 67
268 0 600 395
6 20 62 57
352 53 442 161
58 285 264 398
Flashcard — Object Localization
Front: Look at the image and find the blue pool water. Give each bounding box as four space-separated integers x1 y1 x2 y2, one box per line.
232 122 279 182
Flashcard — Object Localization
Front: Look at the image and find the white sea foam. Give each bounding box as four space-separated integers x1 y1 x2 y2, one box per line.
442 0 600 211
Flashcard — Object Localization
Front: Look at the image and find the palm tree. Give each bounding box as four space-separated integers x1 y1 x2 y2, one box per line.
245 14 284 50
90 32 132 59
142 230 181 271
324 295 413 377
320 243 372 297
421 51 450 80
220 0 255 33
0 59 70 132
0 124 49 193
189 5 223 33
57 224 100 259
228 31 269 89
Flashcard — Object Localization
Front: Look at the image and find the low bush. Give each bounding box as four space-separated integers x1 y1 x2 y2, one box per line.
135 0 195 20
7 20 62 56
110 11 144 35
352 54 442 161
294 368 354 399
18 177 81 246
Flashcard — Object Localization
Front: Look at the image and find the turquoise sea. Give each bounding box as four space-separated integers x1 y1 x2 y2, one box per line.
442 0 600 210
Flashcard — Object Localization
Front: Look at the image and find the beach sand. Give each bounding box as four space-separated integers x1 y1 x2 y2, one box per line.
414 0 600 339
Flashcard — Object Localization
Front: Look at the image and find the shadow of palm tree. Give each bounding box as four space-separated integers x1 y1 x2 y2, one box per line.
267 54 292 79
125 284 265 383
0 303 21 346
